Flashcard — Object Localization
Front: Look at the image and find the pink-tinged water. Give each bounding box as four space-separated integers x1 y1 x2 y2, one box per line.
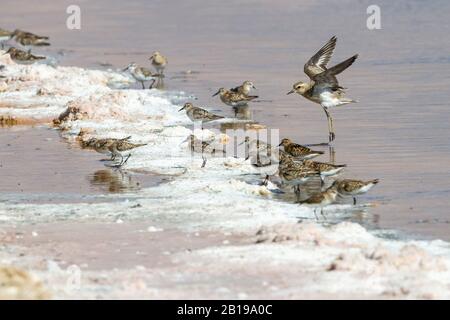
1 0 450 240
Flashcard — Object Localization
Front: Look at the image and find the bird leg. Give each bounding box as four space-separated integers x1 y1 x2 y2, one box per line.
353 197 357 205
322 106 335 142
201 156 207 168
329 146 335 164
121 154 131 166
320 208 327 221
260 175 269 186
295 185 301 202
141 81 145 89
148 79 156 89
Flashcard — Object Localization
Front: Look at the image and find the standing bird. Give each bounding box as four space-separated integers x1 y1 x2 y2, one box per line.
148 51 168 75
302 159 346 185
287 36 358 142
298 184 339 217
278 138 324 160
0 28 12 49
230 81 257 95
108 139 147 167
11 29 50 46
242 137 287 185
333 178 379 204
278 157 320 202
123 63 160 89
213 88 258 108
3 47 46 64
178 102 224 126
181 134 225 167
81 136 131 161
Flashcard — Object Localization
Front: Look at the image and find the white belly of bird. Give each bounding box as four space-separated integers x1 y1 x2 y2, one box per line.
301 153 322 160
320 167 344 177
133 71 153 82
354 183 375 195
282 175 312 186
319 91 341 108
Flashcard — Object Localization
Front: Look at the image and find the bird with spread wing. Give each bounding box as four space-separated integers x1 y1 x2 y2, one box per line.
287 36 358 142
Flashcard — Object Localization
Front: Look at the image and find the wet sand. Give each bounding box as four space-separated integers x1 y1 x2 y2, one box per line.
1 221 239 270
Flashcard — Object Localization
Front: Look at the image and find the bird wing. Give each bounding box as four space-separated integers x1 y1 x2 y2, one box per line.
229 85 241 93
304 36 337 79
229 91 258 102
312 54 358 89
193 107 223 121
139 67 155 77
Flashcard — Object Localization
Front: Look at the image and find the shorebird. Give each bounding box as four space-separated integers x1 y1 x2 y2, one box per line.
123 63 160 89
148 51 168 75
230 81 257 95
278 138 324 160
298 184 339 216
3 47 46 64
0 28 12 49
287 36 358 142
81 136 131 161
11 29 50 46
279 157 320 201
213 87 258 108
240 137 290 186
302 159 346 185
178 102 224 127
181 134 225 167
333 178 379 204
108 139 147 167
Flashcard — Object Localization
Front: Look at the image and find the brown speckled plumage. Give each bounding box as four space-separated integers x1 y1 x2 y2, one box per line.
12 30 50 46
279 138 324 160
5 47 46 63
213 87 258 107
179 102 224 123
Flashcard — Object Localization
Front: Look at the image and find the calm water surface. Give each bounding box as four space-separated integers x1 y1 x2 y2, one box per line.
1 0 450 239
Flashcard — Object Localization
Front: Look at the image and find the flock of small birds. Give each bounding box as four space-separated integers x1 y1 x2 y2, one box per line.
0 28 48 63
0 28 379 212
175 36 378 211
122 51 167 89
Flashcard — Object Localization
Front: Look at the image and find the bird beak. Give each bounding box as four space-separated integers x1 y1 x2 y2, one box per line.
212 90 220 97
178 106 186 112
286 89 294 95
122 67 129 72
277 142 283 147
252 85 256 89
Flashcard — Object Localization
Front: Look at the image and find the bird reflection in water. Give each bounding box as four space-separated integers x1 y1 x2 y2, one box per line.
232 105 252 120
152 76 165 90
89 169 141 193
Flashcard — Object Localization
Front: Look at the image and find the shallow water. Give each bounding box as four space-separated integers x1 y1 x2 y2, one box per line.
1 0 450 240
0 127 164 203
